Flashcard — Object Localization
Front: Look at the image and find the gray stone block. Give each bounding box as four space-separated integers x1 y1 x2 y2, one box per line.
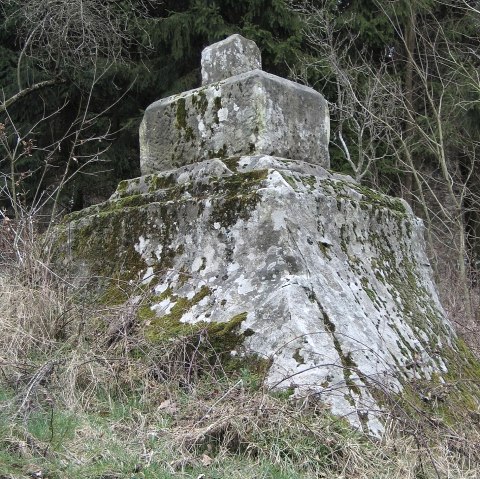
201 34 262 85
57 156 461 435
140 70 330 175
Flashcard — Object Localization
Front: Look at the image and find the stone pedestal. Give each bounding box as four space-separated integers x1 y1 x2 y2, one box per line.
57 156 464 435
139 35 329 175
52 35 480 436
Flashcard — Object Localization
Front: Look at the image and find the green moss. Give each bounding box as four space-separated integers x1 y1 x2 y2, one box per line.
362 334 480 431
208 144 228 159
143 294 253 365
280 173 298 190
332 348 359 396
171 97 195 141
107 195 147 211
117 180 129 195
147 173 177 192
63 206 154 297
187 126 195 141
440 338 480 416
318 241 332 260
100 283 130 306
176 97 187 129
300 175 318 190
223 157 241 172
213 96 222 124
311 297 361 397
136 288 175 322
204 312 249 353
191 90 208 115
57 166 271 303
293 348 305 365
339 225 349 254
177 267 190 287
322 179 408 216
351 184 407 214
359 276 385 310
144 286 213 341
209 169 268 227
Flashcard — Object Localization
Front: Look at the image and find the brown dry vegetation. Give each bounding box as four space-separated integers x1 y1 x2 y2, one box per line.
0 218 480 479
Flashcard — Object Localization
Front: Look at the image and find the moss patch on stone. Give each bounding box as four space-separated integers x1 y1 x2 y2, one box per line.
147 173 177 192
209 169 268 227
318 240 332 260
140 285 252 364
143 285 213 340
56 166 270 297
293 348 305 365
361 333 480 434
222 157 241 172
279 172 298 190
191 90 208 115
117 179 129 195
323 178 408 216
175 97 187 129
212 96 222 124
175 97 195 140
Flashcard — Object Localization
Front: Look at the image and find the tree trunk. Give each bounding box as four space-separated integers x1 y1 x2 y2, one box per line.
403 3 417 209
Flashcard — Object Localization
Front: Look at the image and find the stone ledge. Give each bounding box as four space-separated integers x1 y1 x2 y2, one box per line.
140 70 330 175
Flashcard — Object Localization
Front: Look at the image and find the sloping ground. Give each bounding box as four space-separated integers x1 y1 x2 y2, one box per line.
52 155 480 434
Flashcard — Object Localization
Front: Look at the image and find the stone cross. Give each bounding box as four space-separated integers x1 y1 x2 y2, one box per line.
139 34 330 175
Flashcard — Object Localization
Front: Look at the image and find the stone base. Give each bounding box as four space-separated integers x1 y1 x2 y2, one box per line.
52 155 470 434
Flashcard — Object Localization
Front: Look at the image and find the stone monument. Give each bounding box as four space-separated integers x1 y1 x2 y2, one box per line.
55 35 480 435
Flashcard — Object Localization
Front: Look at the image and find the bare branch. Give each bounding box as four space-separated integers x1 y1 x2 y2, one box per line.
0 78 66 113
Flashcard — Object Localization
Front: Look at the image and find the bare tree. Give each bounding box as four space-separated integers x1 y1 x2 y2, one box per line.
373 1 480 324
0 0 152 111
0 0 157 223
289 2 401 183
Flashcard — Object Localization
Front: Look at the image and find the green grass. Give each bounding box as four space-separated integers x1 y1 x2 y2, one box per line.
0 384 331 479
0 245 479 479
1 372 478 479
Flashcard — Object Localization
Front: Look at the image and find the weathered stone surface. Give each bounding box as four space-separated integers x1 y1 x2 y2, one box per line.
201 34 262 85
139 71 329 174
52 35 480 438
55 156 479 434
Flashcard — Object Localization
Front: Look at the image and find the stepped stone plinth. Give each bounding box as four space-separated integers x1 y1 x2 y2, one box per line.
53 34 480 436
139 34 329 175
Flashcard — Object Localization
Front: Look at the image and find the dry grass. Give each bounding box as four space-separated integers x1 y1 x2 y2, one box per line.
0 219 480 478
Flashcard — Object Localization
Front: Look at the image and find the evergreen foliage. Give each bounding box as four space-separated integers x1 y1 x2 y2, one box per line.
0 0 306 214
